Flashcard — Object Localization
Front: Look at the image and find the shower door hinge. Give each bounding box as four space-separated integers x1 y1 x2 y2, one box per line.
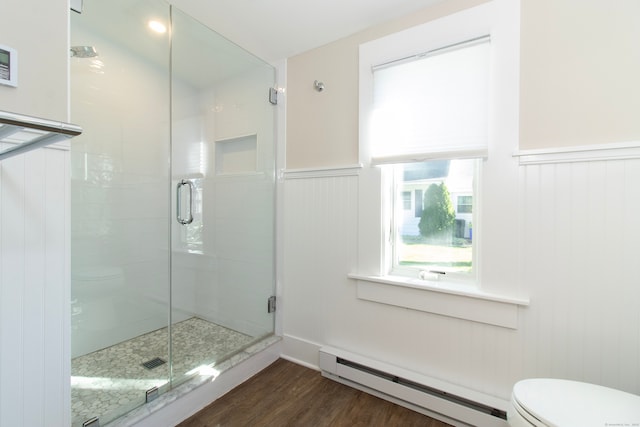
267 295 276 313
146 386 159 403
82 417 100 427
268 87 278 105
71 0 83 13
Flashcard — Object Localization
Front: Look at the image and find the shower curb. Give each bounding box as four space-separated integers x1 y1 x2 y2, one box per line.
105 335 282 427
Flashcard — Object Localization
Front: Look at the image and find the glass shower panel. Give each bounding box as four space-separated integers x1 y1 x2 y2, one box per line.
71 1 277 424
169 7 276 383
70 0 171 425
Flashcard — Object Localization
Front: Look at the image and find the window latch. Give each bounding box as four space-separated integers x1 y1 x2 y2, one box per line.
419 270 445 281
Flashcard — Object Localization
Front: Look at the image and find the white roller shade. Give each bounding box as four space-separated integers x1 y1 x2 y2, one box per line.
370 37 490 165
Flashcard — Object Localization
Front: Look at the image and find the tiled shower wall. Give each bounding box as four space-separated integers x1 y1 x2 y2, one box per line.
71 20 275 357
70 24 171 357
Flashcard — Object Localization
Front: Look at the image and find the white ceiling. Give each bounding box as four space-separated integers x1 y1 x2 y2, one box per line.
169 0 446 62
72 0 446 89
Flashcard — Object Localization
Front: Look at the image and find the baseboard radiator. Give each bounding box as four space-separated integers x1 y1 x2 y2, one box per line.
319 347 509 427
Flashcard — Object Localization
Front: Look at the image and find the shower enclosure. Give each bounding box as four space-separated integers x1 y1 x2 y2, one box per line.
70 1 276 425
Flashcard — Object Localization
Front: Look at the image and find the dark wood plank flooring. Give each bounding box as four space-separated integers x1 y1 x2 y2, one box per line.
178 358 452 427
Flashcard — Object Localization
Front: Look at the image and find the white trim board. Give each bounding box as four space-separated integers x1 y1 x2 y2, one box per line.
351 275 528 329
281 164 363 179
514 141 640 165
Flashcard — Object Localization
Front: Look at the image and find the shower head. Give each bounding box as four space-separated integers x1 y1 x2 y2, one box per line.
70 46 98 58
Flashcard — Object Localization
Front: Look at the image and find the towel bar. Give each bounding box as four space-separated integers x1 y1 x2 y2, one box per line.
0 110 82 161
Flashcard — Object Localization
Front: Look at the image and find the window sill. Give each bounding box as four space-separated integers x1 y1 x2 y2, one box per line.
348 274 529 329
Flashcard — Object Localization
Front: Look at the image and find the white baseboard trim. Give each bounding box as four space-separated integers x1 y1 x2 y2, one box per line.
281 334 322 370
280 354 320 371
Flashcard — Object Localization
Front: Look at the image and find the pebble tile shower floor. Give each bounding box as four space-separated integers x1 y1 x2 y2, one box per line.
71 317 253 425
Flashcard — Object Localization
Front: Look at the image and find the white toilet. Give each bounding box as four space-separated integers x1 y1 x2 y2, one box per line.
509 378 640 426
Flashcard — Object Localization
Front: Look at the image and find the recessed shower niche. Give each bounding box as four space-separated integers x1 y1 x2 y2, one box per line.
215 134 258 175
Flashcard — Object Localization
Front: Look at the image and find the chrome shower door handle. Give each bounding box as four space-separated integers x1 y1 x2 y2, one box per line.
176 179 194 225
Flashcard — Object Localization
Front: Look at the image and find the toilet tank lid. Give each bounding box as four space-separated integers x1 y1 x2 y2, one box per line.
513 378 640 427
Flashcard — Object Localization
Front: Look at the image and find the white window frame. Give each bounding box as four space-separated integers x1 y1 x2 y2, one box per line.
350 0 529 329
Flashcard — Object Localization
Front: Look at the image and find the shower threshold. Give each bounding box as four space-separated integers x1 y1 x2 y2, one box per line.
71 317 272 426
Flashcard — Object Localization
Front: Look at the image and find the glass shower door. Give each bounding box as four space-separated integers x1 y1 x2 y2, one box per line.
169 8 276 384
70 0 172 425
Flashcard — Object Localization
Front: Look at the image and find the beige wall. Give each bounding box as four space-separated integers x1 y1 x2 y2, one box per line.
520 0 640 149
0 0 69 120
286 0 640 168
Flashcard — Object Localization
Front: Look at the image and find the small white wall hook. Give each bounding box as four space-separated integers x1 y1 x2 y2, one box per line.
314 80 325 92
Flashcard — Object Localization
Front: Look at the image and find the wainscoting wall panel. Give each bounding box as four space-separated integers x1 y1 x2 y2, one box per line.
0 148 70 427
283 174 359 347
282 156 640 403
519 159 640 393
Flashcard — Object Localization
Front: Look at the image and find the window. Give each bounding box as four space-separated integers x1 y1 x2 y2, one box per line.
352 0 526 328
402 191 411 210
370 35 489 283
414 189 423 217
392 159 477 277
457 196 473 214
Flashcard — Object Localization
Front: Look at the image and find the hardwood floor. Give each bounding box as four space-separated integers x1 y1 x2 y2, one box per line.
178 358 452 427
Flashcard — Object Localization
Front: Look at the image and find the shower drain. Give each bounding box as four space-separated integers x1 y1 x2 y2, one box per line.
141 357 166 370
